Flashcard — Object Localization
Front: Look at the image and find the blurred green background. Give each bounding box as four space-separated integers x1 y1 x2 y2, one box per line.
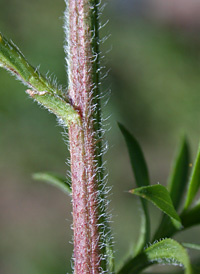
1 0 200 273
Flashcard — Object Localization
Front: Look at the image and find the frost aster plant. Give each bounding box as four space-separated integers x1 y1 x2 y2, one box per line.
1 1 200 273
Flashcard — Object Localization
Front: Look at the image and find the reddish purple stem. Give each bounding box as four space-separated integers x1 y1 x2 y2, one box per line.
68 1 101 273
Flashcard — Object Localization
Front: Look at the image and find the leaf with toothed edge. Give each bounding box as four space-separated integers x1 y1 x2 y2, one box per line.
0 32 80 126
33 172 71 195
118 123 150 253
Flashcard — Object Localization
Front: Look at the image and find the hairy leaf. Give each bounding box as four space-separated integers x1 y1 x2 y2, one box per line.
26 90 80 126
0 33 58 94
117 239 192 274
0 33 80 126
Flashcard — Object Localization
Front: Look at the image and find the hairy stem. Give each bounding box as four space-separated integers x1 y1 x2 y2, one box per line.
66 0 103 273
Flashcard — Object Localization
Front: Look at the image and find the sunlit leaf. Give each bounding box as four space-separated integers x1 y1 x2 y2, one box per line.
33 172 71 195
117 239 192 274
119 123 150 252
130 184 182 229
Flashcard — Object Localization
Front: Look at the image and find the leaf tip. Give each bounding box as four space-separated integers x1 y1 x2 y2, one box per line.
117 121 125 132
129 189 134 194
32 172 41 181
117 121 122 127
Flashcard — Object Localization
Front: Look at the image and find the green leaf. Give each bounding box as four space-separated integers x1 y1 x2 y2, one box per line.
181 201 200 229
0 33 80 126
184 144 200 210
130 184 182 229
33 172 71 195
117 239 192 274
182 243 200 251
134 200 149 254
168 136 190 210
153 137 190 240
118 123 150 187
0 33 58 94
118 123 150 252
26 90 80 126
153 200 200 239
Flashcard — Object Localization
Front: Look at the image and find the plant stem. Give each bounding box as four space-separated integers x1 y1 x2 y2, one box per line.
66 1 104 273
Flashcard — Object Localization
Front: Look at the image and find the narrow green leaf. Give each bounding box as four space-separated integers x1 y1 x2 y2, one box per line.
118 123 150 187
153 137 190 240
117 239 192 274
134 200 149 254
182 243 200 251
33 172 71 195
130 184 182 229
181 201 200 229
184 144 200 210
0 33 58 94
154 200 200 240
143 272 183 274
118 123 150 251
0 33 80 126
168 136 190 210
